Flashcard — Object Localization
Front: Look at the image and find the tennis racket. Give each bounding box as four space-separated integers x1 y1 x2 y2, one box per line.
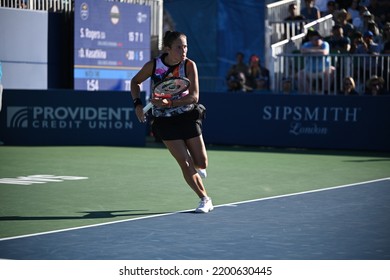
143 77 191 113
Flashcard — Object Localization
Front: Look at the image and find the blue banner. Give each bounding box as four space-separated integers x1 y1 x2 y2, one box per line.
0 90 146 146
200 93 390 151
1 90 389 151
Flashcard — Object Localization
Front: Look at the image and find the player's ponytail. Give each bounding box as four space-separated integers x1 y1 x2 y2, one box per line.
163 31 186 49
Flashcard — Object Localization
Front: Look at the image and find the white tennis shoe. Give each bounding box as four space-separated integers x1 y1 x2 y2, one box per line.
195 197 214 213
196 168 207 179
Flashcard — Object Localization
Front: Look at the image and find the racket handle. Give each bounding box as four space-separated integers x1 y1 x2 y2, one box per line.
142 102 153 114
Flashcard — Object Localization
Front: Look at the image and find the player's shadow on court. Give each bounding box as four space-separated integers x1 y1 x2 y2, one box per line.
343 158 390 162
0 210 167 221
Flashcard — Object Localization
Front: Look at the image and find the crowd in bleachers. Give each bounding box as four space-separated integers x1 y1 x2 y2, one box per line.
228 0 390 95
318 0 390 55
288 0 390 95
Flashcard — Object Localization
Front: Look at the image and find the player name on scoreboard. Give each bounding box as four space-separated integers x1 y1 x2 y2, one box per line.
74 0 150 91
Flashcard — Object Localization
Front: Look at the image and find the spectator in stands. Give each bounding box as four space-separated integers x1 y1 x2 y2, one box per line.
335 9 356 39
325 24 351 53
301 0 321 21
364 75 387 95
285 3 306 22
227 72 247 92
361 10 376 33
284 3 306 38
281 77 297 94
18 0 28 9
352 31 381 80
353 6 369 32
355 30 381 54
347 0 361 23
302 27 317 44
367 21 383 49
339 76 359 95
246 55 270 91
321 1 337 17
350 31 366 53
316 0 330 16
226 52 249 92
359 0 371 9
298 30 335 94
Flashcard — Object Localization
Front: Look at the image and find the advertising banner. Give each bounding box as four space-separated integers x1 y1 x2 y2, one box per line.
0 90 146 146
1 90 389 151
201 93 390 151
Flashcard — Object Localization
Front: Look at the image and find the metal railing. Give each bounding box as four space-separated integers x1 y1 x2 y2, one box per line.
269 14 334 55
269 14 334 45
269 19 308 43
273 53 390 95
268 14 334 90
0 0 72 12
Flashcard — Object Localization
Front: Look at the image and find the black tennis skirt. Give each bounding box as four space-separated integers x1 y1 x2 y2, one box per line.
152 104 206 141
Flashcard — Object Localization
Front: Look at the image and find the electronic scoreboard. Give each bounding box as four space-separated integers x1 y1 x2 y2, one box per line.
74 0 151 91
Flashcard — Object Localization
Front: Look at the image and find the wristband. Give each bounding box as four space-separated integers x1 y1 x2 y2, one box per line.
133 98 142 108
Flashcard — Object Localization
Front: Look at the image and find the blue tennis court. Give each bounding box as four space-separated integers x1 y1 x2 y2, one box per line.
1 178 389 260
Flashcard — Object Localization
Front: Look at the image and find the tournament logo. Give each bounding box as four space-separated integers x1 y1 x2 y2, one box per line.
7 107 28 128
110 5 120 25
80 2 89 21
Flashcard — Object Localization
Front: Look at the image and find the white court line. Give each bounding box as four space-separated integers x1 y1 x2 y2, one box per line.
0 177 389 242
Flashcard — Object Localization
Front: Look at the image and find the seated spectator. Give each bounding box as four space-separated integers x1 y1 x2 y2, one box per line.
350 31 366 53
361 10 376 33
354 31 381 54
336 9 356 39
359 0 371 7
246 55 270 91
284 3 306 38
367 21 383 48
302 27 317 44
316 0 329 15
226 52 249 92
339 76 359 95
18 0 28 9
227 72 247 92
364 75 387 95
301 0 321 21
321 1 337 17
281 78 297 94
353 31 381 79
347 0 361 23
353 6 369 32
298 30 335 94
325 24 351 53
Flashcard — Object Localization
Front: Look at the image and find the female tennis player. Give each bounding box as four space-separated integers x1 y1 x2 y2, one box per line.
130 31 213 213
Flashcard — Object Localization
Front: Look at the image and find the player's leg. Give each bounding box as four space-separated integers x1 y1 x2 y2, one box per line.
163 139 207 198
185 135 207 170
163 138 213 212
